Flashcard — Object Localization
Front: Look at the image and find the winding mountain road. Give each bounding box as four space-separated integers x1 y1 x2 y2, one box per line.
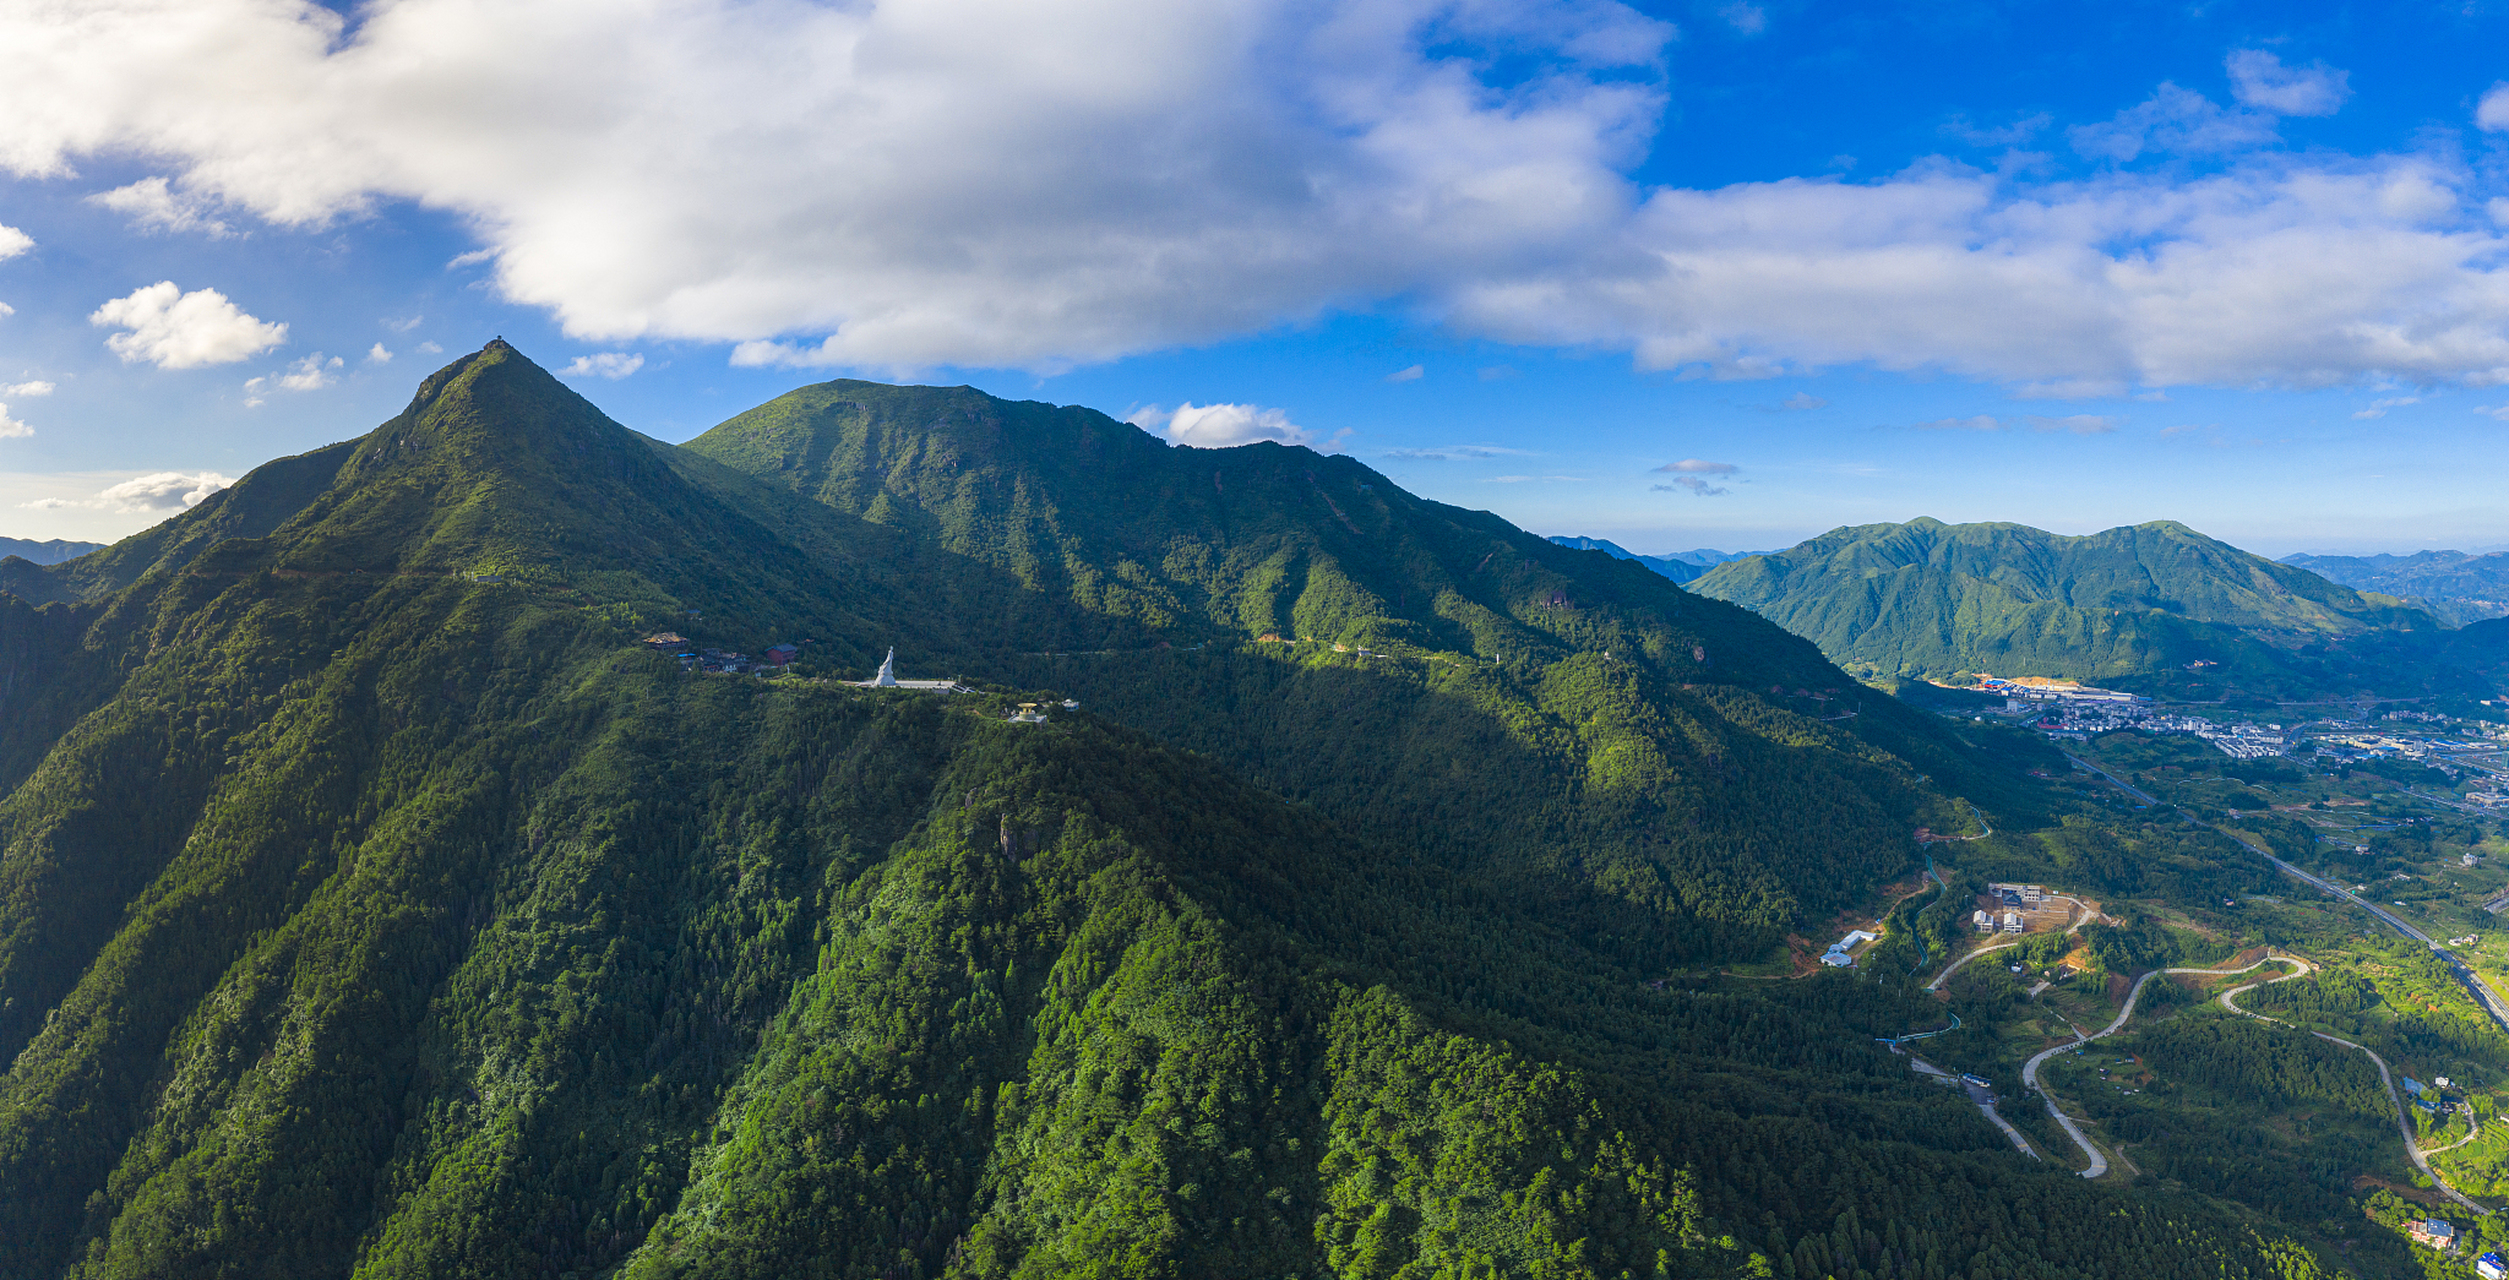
2216 961 2491 1215
2022 956 2312 1179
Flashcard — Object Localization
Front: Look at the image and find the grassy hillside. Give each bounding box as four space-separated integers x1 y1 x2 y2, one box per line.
1690 516 2448 697
0 350 2353 1279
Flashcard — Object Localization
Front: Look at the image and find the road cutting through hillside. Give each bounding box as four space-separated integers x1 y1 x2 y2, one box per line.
2023 956 2312 1179
2018 953 2491 1211
2216 960 2491 1215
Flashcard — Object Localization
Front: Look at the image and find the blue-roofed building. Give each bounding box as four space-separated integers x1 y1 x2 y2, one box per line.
2473 1250 2505 1280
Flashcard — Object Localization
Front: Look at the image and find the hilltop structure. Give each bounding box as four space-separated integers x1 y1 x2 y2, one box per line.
855 647 964 691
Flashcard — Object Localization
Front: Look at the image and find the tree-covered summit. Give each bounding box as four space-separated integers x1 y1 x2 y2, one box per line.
1690 515 2445 695
0 348 2354 1279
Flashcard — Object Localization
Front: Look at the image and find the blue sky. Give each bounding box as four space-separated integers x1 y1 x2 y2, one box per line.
4 0 2509 557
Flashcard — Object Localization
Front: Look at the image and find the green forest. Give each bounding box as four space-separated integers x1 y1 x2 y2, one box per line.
1686 517 2483 700
0 345 2440 1278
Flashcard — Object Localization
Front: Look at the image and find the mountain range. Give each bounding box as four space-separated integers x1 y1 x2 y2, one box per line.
1542 536 1751 584
1681 517 2473 700
0 536 103 566
0 346 2342 1279
2281 550 2509 627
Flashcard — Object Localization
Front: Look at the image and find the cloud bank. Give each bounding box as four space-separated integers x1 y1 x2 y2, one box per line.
9 1 2509 390
22 471 233 512
1130 402 1317 449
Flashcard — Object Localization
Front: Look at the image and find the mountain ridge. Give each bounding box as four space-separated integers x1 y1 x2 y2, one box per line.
1544 535 1751 583
2281 549 2509 626
0 537 102 566
0 347 2348 1280
1690 516 2449 696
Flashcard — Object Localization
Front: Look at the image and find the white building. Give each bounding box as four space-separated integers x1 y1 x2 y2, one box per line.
1973 910 1995 933
2002 911 2024 934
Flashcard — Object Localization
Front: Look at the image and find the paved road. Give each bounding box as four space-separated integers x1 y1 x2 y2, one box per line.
2258 852 2509 1034
1910 1055 2037 1158
2022 956 2311 1179
2061 752 2156 804
2214 964 2491 1215
1927 941 2025 991
2061 749 2509 1036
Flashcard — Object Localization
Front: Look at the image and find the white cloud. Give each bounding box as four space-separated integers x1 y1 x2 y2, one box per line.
89 176 232 236
8 2 2509 393
367 342 392 363
1130 401 1317 449
1652 476 1728 495
1378 443 1530 460
277 352 342 390
2070 85 2275 163
0 404 29 438
1779 392 1826 410
2476 404 2509 422
1717 3 1764 36
23 471 232 511
1943 113 2048 149
0 224 28 261
2011 379 2129 400
2353 395 2420 419
2225 51 2350 117
2479 84 2509 133
562 352 643 379
2028 414 2115 434
383 314 423 332
244 353 343 403
1654 458 1737 474
90 282 285 368
1 380 53 396
1384 364 1424 383
1913 415 2003 432
416 340 443 354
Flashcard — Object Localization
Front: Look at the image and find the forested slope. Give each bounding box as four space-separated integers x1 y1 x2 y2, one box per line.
683 382 2051 942
1689 517 2447 697
0 348 2342 1279
2283 549 2509 626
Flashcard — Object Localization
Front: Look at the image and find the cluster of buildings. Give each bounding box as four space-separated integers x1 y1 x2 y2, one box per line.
2036 705 2288 758
643 631 804 676
2402 1075 2463 1118
1818 929 1880 967
1971 884 2074 935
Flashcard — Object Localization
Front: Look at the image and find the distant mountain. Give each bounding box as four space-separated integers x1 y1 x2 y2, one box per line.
1689 517 2450 697
0 536 102 565
2281 550 2509 626
1544 534 1751 584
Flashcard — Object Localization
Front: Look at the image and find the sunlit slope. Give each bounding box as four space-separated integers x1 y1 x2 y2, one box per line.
1692 516 2443 693
0 347 2333 1280
684 381 2043 947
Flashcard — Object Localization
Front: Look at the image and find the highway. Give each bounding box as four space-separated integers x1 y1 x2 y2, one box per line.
2062 749 2509 1035
2257 852 2509 1034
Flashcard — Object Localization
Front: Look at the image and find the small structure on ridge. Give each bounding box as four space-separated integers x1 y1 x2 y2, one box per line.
853 647 964 692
